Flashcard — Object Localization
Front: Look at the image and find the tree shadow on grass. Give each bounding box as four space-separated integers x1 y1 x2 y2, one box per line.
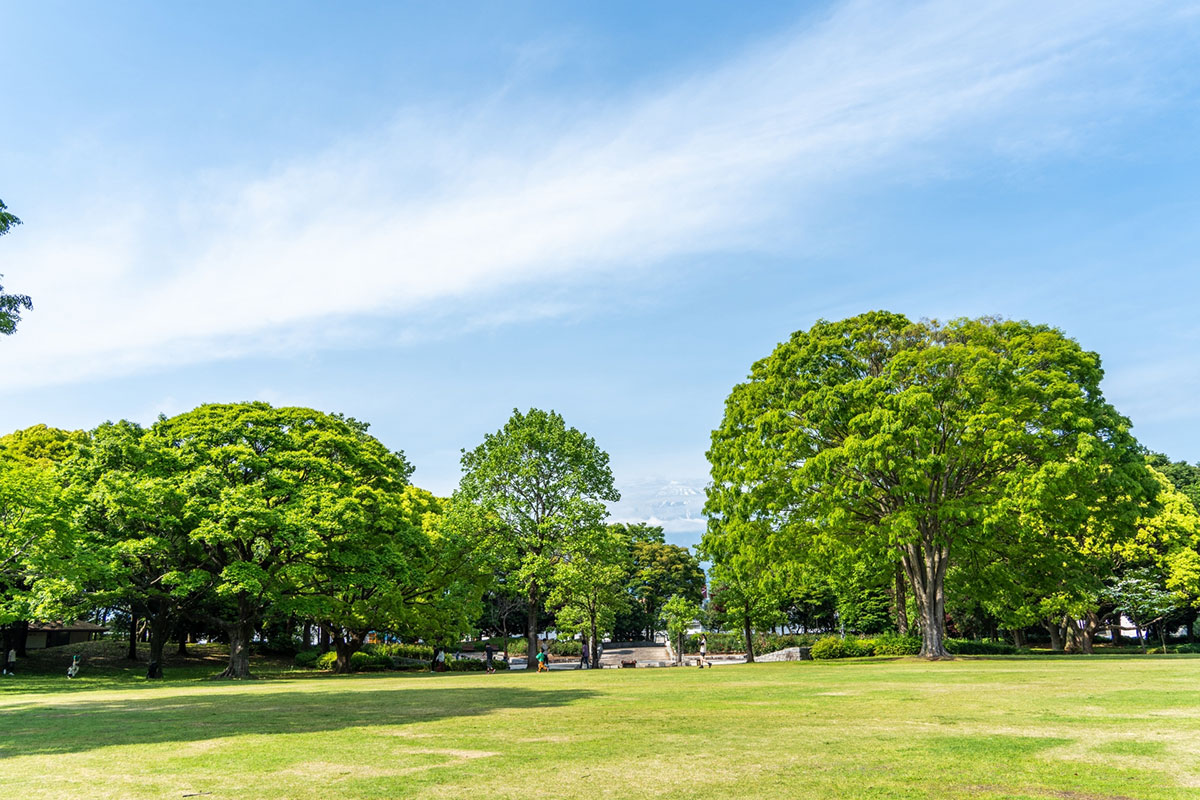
0 681 597 759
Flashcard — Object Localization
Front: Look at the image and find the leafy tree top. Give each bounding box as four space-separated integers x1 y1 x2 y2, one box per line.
0 198 31 336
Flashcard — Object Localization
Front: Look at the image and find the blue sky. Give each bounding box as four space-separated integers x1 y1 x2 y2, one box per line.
2 1 1200 545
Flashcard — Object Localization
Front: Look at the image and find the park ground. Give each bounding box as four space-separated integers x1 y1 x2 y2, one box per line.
1 648 1198 799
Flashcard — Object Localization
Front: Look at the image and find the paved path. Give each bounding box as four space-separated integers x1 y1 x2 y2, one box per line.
599 641 671 668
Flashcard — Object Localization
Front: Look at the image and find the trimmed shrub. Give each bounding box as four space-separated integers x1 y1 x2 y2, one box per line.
945 639 1018 656
1172 643 1200 654
870 635 921 656
548 640 582 657
811 636 874 659
351 651 392 671
294 649 322 667
446 657 485 671
369 642 434 661
315 651 337 670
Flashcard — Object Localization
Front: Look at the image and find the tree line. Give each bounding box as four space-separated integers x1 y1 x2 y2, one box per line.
0 405 705 677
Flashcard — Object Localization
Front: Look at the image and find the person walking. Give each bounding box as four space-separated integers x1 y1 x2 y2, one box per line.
4 647 15 675
579 638 590 670
535 647 549 673
698 634 708 669
484 643 496 674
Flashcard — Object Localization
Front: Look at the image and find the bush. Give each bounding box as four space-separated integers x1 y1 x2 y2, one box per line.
870 635 921 656
945 639 1018 656
308 649 393 671
1172 643 1200 654
294 649 322 668
352 651 392 671
810 636 873 659
369 642 434 661
548 640 581 657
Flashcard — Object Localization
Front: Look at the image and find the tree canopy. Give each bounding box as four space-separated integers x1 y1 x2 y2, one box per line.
0 198 31 337
706 312 1153 657
457 408 619 660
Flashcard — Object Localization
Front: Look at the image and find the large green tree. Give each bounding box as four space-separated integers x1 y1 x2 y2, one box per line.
154 402 413 678
310 487 492 672
0 426 87 656
457 408 619 662
0 199 32 336
70 420 210 677
615 527 705 641
707 312 1149 658
547 523 630 666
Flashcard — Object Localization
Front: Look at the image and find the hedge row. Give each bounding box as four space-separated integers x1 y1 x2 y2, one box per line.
368 642 434 661
294 648 509 672
809 635 1020 659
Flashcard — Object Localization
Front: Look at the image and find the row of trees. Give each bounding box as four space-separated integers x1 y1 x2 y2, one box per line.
704 313 1200 657
0 405 707 676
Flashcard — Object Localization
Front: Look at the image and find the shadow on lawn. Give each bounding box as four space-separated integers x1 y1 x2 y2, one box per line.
0 683 596 759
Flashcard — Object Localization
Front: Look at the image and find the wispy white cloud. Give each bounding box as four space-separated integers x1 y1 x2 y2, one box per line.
3 0 1192 390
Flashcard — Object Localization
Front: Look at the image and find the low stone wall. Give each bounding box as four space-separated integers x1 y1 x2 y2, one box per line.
753 646 812 662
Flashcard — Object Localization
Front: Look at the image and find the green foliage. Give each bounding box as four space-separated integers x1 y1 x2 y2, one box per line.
811 636 874 659
311 650 392 671
456 408 619 658
151 402 415 677
294 650 322 667
0 198 31 337
1146 453 1200 515
681 632 815 655
869 634 922 656
368 642 434 661
547 639 581 656
944 639 1019 656
661 594 701 638
0 428 84 625
548 524 630 657
613 528 704 640
706 312 1150 658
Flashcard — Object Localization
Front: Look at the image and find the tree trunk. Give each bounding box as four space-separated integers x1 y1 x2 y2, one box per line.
893 564 908 636
901 535 950 658
147 606 169 679
302 622 312 649
589 610 600 668
743 614 755 663
13 620 28 658
218 595 255 679
1109 623 1122 645
318 625 330 653
1044 619 1064 652
1079 612 1099 655
127 613 139 661
332 633 363 674
526 583 540 663
1011 628 1026 648
677 630 684 665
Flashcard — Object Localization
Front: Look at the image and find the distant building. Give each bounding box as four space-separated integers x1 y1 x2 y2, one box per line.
25 621 108 650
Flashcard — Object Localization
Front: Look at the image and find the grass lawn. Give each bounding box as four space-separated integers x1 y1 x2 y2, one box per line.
2 648 1198 799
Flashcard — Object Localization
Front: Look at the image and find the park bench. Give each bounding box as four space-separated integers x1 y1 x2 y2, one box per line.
621 660 636 668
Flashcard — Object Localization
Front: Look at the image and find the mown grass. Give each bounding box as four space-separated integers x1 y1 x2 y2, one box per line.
1 646 1198 799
